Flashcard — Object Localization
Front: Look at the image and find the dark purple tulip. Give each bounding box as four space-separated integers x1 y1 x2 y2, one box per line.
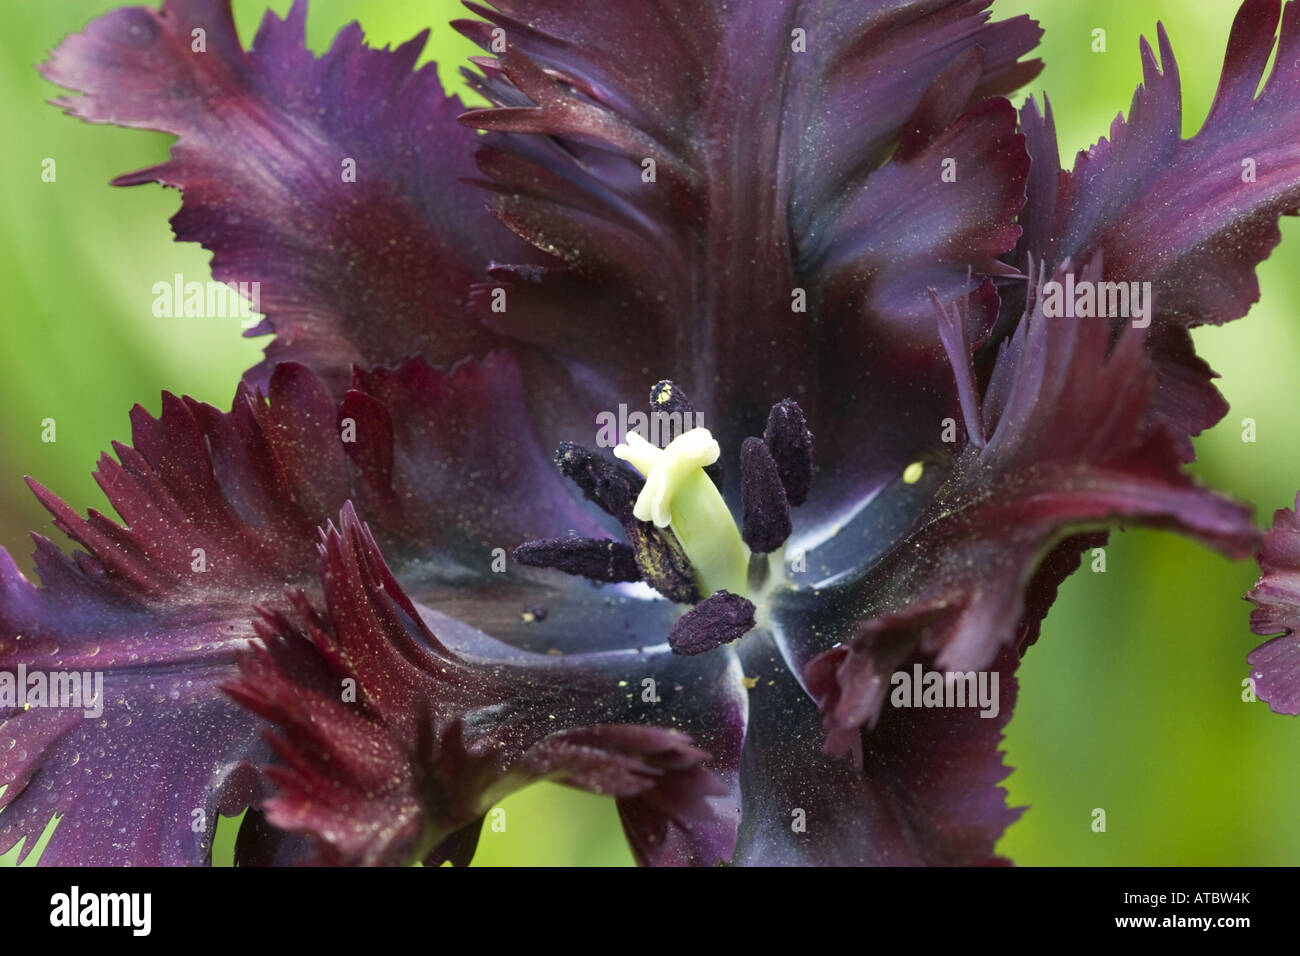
2 0 1297 866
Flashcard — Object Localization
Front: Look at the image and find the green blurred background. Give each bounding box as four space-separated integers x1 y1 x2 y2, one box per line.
1 0 1297 866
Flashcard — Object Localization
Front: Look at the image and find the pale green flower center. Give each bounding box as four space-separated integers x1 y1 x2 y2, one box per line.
614 427 750 598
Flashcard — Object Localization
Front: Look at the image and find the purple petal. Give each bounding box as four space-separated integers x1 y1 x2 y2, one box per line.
229 507 748 866
40 0 539 393
785 265 1256 733
1246 494 1300 714
0 538 266 865
456 1 1041 524
0 353 606 864
1007 0 1300 452
733 633 1020 866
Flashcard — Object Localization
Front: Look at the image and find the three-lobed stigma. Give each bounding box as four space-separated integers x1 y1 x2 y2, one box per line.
615 427 750 598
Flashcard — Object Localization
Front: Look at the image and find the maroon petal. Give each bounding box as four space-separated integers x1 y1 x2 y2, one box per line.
40 0 539 393
733 633 1019 865
787 264 1256 738
0 353 604 864
1007 0 1300 452
0 537 266 865
228 506 747 866
456 1 1041 521
1246 494 1300 715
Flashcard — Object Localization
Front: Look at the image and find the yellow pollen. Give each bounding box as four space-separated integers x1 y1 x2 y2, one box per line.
902 461 924 485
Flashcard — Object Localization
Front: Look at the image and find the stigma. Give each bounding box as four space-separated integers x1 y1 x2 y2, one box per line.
614 427 749 597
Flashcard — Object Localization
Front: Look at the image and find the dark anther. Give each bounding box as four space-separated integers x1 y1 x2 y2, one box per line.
649 379 695 417
667 590 757 656
549 441 699 602
763 399 814 505
513 537 640 584
740 437 792 553
555 441 642 524
649 379 722 486
625 522 699 603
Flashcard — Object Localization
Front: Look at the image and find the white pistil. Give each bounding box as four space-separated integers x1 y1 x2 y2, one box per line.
614 428 750 597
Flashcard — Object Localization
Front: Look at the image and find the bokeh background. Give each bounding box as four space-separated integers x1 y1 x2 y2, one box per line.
1 0 1297 866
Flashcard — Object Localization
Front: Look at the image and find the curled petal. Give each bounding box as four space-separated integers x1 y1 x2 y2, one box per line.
0 353 600 864
785 264 1256 737
733 633 1020 866
1246 494 1300 714
41 0 540 392
228 507 747 866
1004 0 1300 453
